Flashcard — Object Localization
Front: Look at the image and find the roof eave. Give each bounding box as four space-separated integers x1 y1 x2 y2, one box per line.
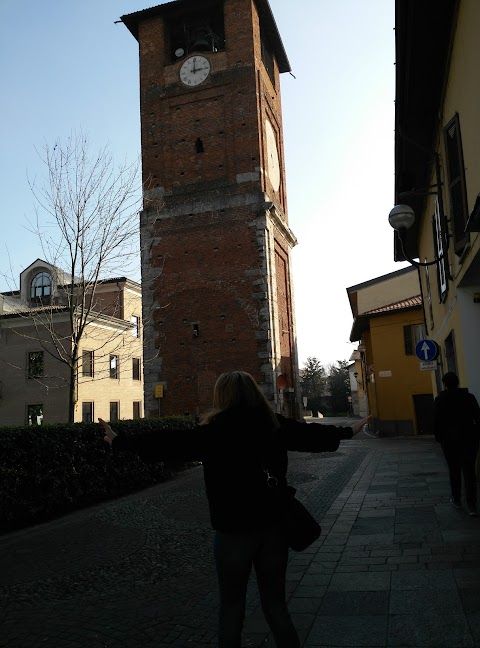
121 0 291 73
393 0 458 261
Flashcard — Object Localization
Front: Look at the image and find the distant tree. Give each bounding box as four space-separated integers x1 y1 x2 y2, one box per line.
327 360 351 414
299 356 326 415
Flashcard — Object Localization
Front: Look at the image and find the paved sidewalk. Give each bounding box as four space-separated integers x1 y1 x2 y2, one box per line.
0 433 479 647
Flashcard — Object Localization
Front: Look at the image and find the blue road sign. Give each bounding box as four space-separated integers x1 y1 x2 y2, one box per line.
415 339 439 361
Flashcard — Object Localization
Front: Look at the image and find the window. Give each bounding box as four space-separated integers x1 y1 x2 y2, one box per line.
131 315 140 338
413 324 426 348
167 8 225 63
133 401 141 420
433 197 448 300
82 350 94 377
444 114 469 254
261 36 275 86
445 331 458 375
404 324 426 355
110 355 119 379
132 357 141 381
110 401 119 421
30 272 51 304
424 264 435 330
27 404 43 426
82 402 94 423
28 351 44 379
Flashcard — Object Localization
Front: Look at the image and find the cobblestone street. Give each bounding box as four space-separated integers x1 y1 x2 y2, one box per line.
1 428 479 647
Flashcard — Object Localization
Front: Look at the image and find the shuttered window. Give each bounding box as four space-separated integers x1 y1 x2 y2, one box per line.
432 198 448 301
403 324 426 356
444 114 469 254
404 325 413 355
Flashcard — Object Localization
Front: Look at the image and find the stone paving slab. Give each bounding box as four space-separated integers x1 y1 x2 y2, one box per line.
0 433 479 647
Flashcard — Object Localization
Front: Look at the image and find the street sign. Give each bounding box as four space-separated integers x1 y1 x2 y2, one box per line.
420 360 437 371
415 339 439 361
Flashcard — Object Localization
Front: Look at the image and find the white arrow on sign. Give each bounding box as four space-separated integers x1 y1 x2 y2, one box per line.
421 341 431 360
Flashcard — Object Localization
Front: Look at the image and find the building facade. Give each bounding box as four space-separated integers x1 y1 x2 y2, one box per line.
392 0 480 402
348 267 434 435
0 259 143 425
121 0 300 418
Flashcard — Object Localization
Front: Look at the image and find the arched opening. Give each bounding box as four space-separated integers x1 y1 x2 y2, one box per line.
30 271 52 305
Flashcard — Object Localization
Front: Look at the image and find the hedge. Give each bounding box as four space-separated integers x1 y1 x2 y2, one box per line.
0 416 196 533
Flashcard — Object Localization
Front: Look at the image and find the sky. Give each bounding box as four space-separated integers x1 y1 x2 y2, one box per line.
0 0 408 368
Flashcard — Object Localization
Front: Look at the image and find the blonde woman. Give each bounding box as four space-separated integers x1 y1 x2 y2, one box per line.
100 371 369 648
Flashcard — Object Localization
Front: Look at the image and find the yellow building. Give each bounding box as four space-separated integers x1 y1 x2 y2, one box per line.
390 0 480 403
348 267 433 436
0 259 143 425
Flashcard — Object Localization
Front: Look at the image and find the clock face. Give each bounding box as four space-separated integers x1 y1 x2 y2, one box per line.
265 119 281 192
179 55 211 87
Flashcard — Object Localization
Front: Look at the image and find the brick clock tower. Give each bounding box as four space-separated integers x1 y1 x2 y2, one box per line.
121 0 300 418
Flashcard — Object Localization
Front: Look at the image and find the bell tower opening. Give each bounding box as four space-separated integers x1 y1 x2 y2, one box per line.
166 1 226 62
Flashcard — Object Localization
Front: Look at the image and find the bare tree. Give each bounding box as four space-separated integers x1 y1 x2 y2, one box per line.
3 131 143 422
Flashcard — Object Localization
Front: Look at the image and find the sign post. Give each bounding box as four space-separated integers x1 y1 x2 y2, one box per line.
415 339 439 362
415 339 439 372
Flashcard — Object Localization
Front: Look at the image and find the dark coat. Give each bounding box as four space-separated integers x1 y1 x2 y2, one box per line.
433 388 480 445
112 407 349 533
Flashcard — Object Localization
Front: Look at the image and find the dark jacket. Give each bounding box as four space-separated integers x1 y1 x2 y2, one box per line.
433 388 480 444
112 407 350 533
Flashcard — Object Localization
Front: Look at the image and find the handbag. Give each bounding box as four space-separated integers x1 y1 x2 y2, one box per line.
281 487 321 551
263 463 321 552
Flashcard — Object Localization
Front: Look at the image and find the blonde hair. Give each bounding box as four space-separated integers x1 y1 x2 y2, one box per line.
201 371 279 428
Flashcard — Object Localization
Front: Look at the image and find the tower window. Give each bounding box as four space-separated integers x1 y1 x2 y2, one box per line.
195 138 204 153
30 271 51 304
261 36 275 86
167 5 226 63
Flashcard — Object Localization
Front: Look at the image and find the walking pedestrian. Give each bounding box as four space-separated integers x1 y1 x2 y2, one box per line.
433 371 480 517
99 370 370 648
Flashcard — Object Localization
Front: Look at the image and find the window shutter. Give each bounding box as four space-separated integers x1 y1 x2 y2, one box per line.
403 325 413 355
444 114 469 254
432 204 448 301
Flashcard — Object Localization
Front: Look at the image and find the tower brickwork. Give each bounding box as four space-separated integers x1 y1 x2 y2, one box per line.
122 0 300 417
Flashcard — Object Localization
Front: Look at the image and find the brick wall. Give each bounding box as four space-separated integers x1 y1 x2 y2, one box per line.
132 0 298 417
